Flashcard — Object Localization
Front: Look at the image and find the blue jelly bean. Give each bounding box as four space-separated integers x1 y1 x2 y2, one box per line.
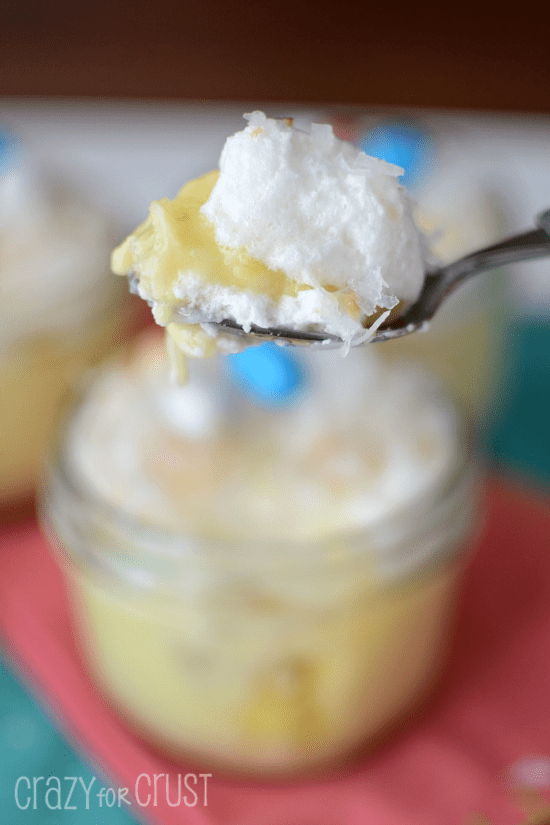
359 121 433 189
0 127 20 173
223 342 306 406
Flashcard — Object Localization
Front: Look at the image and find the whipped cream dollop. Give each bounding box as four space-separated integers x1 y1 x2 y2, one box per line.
201 111 425 325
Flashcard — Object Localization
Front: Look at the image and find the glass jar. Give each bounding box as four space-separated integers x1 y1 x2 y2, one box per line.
378 186 508 422
40 334 480 777
0 129 137 510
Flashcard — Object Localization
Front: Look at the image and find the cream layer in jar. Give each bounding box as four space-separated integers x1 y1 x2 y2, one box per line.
43 333 477 776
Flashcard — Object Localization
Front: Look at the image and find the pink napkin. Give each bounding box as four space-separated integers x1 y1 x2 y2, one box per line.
1 476 550 825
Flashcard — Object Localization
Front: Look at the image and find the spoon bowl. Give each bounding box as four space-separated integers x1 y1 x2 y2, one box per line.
131 209 550 348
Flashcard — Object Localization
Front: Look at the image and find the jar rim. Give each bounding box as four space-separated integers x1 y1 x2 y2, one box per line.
41 375 479 584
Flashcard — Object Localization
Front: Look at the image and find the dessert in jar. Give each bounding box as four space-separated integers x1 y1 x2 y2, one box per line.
43 334 478 776
0 128 133 511
385 182 507 418
41 113 480 776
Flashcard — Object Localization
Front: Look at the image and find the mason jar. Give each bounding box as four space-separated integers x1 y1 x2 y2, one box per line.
378 188 508 422
40 332 480 777
0 127 139 512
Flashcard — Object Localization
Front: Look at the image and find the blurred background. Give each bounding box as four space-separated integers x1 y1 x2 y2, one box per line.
1 2 550 822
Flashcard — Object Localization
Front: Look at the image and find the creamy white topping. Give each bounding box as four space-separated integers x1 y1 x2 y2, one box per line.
201 111 425 324
67 335 460 548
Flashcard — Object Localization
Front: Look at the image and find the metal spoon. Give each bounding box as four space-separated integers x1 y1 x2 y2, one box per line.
132 209 550 347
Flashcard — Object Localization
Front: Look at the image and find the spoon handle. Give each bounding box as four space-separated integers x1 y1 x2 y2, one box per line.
420 209 550 321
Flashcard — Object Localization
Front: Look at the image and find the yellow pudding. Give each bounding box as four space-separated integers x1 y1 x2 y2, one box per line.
69 541 462 775
112 172 298 309
112 170 303 371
